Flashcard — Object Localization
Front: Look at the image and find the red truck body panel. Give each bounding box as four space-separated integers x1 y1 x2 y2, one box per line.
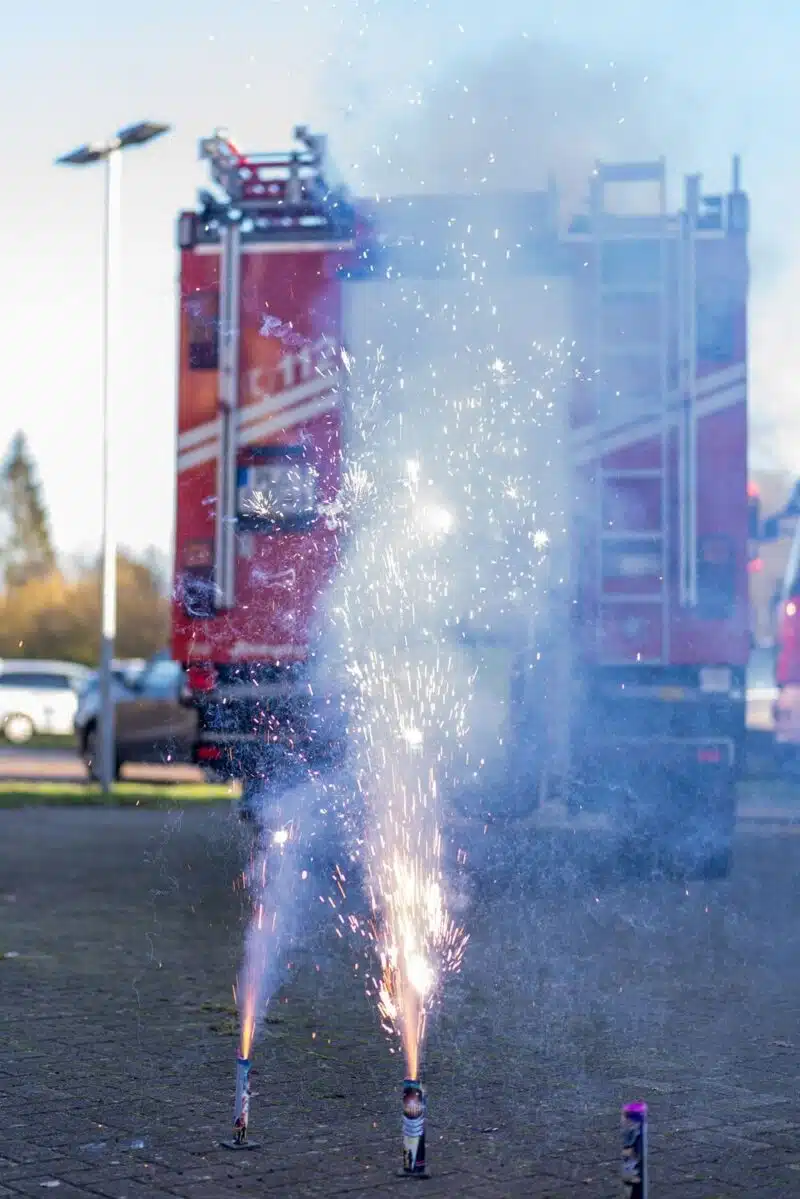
172 238 352 666
567 197 749 672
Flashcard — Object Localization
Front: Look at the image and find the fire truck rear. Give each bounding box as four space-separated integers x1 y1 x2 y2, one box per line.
557 160 750 875
172 129 355 786
340 160 749 876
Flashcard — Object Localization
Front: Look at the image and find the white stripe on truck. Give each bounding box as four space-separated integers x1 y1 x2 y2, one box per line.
177 373 335 454
177 390 340 473
573 381 745 465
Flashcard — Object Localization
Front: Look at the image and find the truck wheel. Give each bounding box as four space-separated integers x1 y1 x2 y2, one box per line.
675 775 736 881
698 847 733 880
695 778 736 879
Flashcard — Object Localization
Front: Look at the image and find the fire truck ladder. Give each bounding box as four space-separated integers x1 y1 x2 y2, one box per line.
213 217 241 611
678 173 701 610
589 161 671 665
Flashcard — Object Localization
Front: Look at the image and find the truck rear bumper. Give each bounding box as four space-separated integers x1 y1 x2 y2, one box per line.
192 690 348 777
571 735 736 818
579 733 735 770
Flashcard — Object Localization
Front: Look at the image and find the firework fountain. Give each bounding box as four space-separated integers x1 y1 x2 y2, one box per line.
326 258 571 1173
222 808 304 1149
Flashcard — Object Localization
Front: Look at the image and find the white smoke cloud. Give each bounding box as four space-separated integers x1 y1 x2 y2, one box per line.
749 241 800 476
324 28 798 478
328 35 692 206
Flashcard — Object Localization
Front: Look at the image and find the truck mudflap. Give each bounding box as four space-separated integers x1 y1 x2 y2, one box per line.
571 735 735 811
570 735 737 876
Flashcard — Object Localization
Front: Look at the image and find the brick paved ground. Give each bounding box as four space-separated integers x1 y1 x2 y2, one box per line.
0 801 799 1197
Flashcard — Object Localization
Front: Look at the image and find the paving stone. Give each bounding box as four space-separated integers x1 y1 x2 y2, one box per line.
3 1183 103 1199
79 1181 184 1199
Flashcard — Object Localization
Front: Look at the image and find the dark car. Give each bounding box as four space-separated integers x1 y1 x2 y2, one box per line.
73 656 198 780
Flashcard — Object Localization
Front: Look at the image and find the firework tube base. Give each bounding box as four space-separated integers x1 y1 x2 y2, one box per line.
220 1056 260 1150
621 1101 648 1199
398 1080 430 1179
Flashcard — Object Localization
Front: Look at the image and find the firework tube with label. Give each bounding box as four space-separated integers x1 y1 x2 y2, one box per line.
401 1079 429 1178
233 1056 251 1143
221 1056 259 1149
621 1102 648 1198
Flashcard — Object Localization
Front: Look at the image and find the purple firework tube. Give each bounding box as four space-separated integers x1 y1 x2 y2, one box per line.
233 1057 252 1145
621 1102 648 1198
402 1079 427 1176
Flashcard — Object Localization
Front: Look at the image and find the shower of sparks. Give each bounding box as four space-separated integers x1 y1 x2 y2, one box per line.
243 489 281 521
236 847 273 1061
366 775 470 1080
319 464 378 533
234 826 296 1062
323 235 572 1078
343 655 471 1078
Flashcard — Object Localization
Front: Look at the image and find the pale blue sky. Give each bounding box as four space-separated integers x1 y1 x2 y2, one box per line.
2 0 798 558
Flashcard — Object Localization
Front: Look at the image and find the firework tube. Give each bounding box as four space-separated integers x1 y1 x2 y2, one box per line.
402 1079 427 1176
233 1056 252 1145
621 1102 648 1198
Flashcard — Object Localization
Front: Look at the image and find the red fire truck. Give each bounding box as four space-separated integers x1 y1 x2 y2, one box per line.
173 128 358 789
173 129 749 875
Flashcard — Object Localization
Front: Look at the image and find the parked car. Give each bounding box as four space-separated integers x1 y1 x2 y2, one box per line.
73 655 198 779
0 659 93 743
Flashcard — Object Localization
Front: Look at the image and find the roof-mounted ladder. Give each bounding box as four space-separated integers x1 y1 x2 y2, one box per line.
589 160 671 665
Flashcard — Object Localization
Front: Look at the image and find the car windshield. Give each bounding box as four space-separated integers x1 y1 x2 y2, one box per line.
77 668 131 695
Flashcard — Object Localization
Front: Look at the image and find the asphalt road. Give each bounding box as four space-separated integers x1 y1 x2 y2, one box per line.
0 798 799 1197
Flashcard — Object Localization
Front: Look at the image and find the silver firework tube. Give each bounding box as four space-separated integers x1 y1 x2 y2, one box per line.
233 1057 252 1145
621 1101 648 1198
402 1079 427 1175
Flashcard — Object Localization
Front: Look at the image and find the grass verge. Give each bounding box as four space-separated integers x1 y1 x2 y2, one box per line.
0 779 240 808
2 777 798 812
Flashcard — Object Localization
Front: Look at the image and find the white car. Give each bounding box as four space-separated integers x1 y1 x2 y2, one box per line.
0 659 92 743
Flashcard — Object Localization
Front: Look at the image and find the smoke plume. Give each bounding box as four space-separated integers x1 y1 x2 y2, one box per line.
333 36 692 207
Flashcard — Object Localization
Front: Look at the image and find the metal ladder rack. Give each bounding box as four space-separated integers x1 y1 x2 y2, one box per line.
588 161 671 664
198 127 343 218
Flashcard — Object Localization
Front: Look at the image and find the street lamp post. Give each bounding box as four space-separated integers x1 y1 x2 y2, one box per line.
56 121 170 796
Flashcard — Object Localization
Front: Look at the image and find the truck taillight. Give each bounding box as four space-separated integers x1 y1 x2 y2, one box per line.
697 747 722 764
187 664 217 694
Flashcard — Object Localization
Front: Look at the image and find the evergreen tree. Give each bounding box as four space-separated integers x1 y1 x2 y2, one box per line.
0 432 56 586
